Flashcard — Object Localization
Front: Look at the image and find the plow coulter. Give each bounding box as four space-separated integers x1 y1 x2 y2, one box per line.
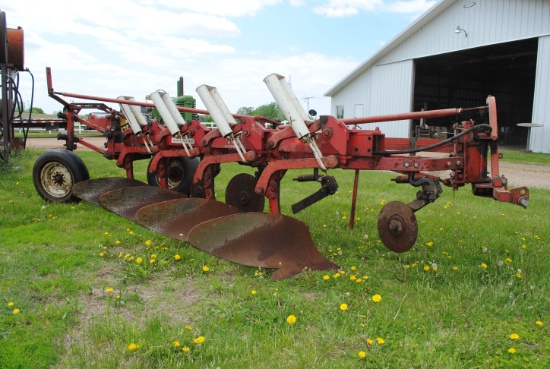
33 68 529 280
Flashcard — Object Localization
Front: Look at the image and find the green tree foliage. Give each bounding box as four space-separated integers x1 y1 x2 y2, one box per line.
237 102 285 121
24 107 45 114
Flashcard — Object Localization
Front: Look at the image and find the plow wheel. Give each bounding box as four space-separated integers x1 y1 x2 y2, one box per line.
225 173 265 212
377 201 418 253
147 156 198 195
33 149 90 203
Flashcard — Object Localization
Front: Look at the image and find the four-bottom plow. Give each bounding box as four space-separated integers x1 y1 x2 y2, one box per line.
34 68 529 279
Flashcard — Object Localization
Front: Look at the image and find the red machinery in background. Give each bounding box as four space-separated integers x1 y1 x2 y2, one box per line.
33 68 529 279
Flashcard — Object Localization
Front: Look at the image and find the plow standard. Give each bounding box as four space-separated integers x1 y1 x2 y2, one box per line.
33 68 529 279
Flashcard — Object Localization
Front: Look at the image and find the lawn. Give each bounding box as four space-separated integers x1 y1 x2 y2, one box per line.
0 150 548 369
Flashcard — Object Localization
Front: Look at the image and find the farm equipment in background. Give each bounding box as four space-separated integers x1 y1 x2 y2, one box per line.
1 10 31 164
33 68 529 279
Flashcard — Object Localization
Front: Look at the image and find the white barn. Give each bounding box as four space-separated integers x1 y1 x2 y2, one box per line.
326 0 550 153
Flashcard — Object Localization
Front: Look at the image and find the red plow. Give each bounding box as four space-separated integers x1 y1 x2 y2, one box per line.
33 68 529 279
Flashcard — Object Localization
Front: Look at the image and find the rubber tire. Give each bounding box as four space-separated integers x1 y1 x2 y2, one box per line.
147 156 199 196
33 149 90 203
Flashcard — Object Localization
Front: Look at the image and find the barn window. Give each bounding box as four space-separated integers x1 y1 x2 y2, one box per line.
336 105 344 119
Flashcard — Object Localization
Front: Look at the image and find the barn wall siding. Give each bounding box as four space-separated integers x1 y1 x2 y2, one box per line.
531 35 550 153
378 0 550 65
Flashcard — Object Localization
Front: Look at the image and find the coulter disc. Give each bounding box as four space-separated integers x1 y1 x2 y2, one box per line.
187 212 339 280
225 173 265 212
72 178 146 205
98 186 186 221
135 198 239 241
377 201 418 253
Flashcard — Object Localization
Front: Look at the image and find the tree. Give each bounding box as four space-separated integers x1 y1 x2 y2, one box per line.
24 107 45 114
236 102 285 121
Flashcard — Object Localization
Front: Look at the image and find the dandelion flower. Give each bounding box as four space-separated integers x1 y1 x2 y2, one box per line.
505 258 512 264
105 287 114 293
535 321 543 326
136 257 143 264
358 351 367 359
453 266 458 271
356 278 363 283
99 252 105 257
251 290 257 295
508 347 517 354
350 275 357 281
12 309 20 314
510 333 519 340
7 302 14 307
182 346 190 353
173 341 180 348
150 254 157 259
372 294 382 303
340 303 348 311
174 254 181 261
127 343 139 351
481 262 488 269
115 240 121 245
423 265 430 271
185 325 193 331
145 240 152 246
376 337 385 345
193 336 205 344
516 272 522 278
286 315 297 324
367 339 373 345
149 259 155 264
426 241 434 247
332 273 341 279
202 266 210 272
323 275 330 281
322 224 327 228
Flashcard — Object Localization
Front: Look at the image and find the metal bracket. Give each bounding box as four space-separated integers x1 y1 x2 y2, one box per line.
291 175 338 214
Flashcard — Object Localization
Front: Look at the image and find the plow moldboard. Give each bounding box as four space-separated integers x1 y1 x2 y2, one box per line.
72 177 147 205
135 198 239 241
187 213 339 280
98 186 187 221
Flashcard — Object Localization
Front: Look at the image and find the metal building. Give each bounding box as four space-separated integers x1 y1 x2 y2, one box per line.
326 0 550 153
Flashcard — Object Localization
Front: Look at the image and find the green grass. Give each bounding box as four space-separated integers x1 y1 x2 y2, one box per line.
0 150 549 368
500 149 550 165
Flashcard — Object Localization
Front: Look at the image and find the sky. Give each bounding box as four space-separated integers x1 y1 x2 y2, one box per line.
4 0 436 117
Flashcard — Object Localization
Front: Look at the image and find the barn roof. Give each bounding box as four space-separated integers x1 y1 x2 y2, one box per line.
325 0 456 96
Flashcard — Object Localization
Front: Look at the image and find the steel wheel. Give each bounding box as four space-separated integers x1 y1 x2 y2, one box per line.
33 149 90 202
147 155 198 195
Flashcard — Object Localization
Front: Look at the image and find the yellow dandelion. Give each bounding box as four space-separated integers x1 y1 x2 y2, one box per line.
453 266 458 271
342 216 347 220
115 240 121 245
174 254 181 260
505 258 512 264
118 252 123 258
535 321 543 326
363 275 369 280
351 266 357 271
182 346 190 353
172 341 180 348
202 266 210 272
367 338 373 345
350 275 357 281
251 290 257 295
426 241 434 247
105 287 114 293
323 275 330 280
358 351 367 359
356 278 363 283
145 240 152 246
104 232 109 235
7 302 14 307
481 262 488 269
99 252 105 257
380 199 385 205
151 254 157 259
508 347 517 354
372 294 382 303
149 259 155 264
136 257 143 264
376 337 385 345
516 272 522 278
127 343 139 351
424 265 430 271
332 273 341 279
116 295 120 299
510 333 519 340
193 336 205 344
12 309 20 314
340 303 348 311
185 325 193 331
322 224 327 228
286 315 297 324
